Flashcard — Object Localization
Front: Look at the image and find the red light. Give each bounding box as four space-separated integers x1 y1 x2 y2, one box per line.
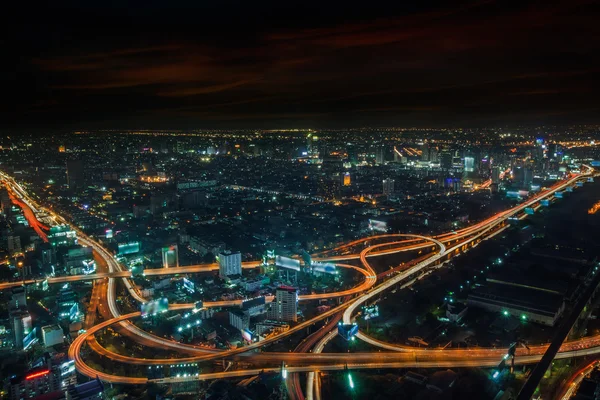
26 370 49 380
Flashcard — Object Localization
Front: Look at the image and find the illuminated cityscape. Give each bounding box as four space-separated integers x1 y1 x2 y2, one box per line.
2 2 600 400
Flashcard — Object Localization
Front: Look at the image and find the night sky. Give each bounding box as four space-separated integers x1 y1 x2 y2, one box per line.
3 1 600 130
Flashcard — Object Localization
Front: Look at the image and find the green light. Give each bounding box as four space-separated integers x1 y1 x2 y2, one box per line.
503 310 509 316
348 373 354 389
521 314 527 320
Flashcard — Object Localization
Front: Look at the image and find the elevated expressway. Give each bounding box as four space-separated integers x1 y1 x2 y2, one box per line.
2 169 598 389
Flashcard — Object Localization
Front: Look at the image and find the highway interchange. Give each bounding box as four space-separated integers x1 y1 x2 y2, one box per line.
1 167 599 399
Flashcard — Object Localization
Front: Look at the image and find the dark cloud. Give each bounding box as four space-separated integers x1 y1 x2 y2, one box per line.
2 0 600 130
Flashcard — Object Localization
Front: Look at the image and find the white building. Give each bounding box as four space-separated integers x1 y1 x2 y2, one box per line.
42 324 64 348
268 286 298 322
218 251 242 278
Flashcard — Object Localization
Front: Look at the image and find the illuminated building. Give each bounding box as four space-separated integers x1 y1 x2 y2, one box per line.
268 286 298 322
11 310 32 350
375 146 385 164
42 324 64 348
218 250 241 278
9 367 57 400
382 178 395 197
48 225 77 248
342 172 351 186
161 245 179 268
463 156 475 172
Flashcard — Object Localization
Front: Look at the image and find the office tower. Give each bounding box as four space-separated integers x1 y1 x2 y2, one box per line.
0 188 11 216
429 146 439 163
440 149 452 170
66 159 84 189
161 245 179 268
342 172 351 186
523 168 533 187
228 310 250 330
11 310 32 350
464 157 475 172
10 286 27 310
347 144 358 164
382 179 395 197
3 234 21 254
9 366 59 400
421 142 430 161
218 250 242 278
268 286 298 322
48 225 77 248
375 146 385 165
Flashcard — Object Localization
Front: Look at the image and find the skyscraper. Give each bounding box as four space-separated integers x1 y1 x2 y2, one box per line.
464 157 475 172
440 149 453 170
382 179 395 197
375 146 385 165
218 251 242 278
421 142 430 161
268 286 298 322
11 310 32 350
161 245 179 268
342 172 351 186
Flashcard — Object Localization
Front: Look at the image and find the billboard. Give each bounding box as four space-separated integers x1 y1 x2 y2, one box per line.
275 256 300 271
183 278 195 294
540 199 550 207
118 242 140 255
241 329 253 342
524 207 535 215
312 262 337 275
23 327 38 350
141 298 169 318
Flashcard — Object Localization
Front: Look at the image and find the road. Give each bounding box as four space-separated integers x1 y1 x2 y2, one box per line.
3 168 597 387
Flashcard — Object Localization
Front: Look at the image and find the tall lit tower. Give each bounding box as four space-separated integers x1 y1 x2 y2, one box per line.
382 179 395 197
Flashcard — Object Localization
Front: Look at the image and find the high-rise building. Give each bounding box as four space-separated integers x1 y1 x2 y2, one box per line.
0 188 12 216
228 310 250 330
3 234 21 254
161 245 179 268
491 167 501 184
48 225 77 248
421 142 430 161
382 179 395 197
429 146 439 163
9 366 59 400
375 146 385 165
464 157 475 172
342 172 351 186
66 159 84 189
10 286 27 310
268 286 298 322
218 250 242 278
440 150 453 170
523 168 533 187
11 310 32 350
